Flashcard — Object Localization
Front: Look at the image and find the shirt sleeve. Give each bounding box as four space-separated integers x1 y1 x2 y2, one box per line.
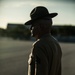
32 44 49 75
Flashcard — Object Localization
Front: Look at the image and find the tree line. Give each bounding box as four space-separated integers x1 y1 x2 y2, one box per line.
0 24 31 40
0 24 75 40
51 25 75 37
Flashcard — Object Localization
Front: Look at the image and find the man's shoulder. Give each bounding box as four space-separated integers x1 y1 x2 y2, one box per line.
32 39 44 47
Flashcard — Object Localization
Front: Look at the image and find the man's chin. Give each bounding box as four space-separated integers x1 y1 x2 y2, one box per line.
31 34 37 39
31 34 35 37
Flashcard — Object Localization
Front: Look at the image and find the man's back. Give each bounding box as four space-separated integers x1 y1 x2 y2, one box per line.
33 34 62 75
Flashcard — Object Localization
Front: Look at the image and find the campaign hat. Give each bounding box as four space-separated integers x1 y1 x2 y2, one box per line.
25 6 58 25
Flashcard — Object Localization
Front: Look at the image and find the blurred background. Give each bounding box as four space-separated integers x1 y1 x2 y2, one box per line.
0 0 75 75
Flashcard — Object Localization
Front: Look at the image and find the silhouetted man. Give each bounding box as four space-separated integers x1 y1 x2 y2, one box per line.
25 6 62 75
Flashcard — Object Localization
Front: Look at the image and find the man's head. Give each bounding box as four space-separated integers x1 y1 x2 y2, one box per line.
24 6 58 39
30 18 52 38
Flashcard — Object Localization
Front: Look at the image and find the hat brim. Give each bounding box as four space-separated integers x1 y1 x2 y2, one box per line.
25 13 58 25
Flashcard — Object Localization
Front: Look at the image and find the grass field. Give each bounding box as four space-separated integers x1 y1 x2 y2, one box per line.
0 38 75 75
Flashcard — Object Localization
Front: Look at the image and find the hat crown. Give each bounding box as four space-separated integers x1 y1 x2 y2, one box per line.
30 6 49 19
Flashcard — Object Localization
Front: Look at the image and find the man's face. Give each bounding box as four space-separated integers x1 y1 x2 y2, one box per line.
30 25 39 38
30 26 34 37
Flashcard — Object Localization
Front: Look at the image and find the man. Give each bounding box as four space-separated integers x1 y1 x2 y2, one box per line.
25 6 62 75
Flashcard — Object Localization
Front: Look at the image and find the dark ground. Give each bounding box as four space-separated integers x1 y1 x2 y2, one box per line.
0 38 75 75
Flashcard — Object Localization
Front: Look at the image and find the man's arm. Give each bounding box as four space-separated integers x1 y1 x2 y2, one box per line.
33 45 49 75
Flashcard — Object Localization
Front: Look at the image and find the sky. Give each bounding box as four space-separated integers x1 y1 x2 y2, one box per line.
0 0 75 29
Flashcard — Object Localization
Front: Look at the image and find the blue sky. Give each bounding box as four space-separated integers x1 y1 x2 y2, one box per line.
0 0 75 29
